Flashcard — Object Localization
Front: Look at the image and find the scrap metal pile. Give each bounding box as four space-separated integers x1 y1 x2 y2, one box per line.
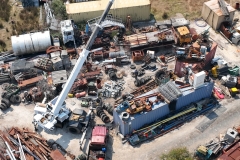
0 127 75 160
196 125 240 159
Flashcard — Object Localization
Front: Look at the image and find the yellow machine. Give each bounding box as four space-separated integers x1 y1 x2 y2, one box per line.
173 26 191 45
211 66 218 78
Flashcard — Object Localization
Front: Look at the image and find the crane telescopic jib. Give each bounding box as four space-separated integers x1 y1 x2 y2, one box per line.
33 0 115 131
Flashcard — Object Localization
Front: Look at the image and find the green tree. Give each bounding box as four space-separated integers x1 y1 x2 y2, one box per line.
51 0 68 20
162 12 169 19
160 147 193 160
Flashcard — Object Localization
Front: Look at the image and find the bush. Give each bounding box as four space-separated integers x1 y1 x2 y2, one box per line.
0 39 6 48
0 0 11 22
51 0 68 20
162 12 169 19
160 147 193 160
16 7 39 34
0 22 3 29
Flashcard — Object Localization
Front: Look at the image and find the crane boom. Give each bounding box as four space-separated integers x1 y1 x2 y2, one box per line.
52 0 115 115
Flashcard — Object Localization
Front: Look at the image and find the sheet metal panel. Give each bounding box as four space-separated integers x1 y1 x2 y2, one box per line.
113 102 170 136
176 82 214 110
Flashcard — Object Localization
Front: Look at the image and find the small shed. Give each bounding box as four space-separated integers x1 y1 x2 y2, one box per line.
201 0 235 30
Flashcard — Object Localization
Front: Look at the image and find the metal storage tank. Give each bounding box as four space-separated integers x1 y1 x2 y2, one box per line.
11 31 52 56
201 0 235 30
66 0 151 22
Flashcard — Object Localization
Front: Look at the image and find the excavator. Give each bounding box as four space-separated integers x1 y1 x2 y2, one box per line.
33 0 115 131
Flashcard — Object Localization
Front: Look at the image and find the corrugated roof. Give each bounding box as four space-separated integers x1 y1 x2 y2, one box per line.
66 0 150 14
204 0 235 16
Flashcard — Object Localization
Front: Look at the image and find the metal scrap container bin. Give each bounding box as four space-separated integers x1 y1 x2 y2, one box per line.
176 82 214 110
113 101 170 136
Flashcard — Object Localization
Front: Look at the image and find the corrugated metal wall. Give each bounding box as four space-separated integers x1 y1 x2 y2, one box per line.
176 82 214 110
68 5 150 22
113 82 214 136
113 102 170 136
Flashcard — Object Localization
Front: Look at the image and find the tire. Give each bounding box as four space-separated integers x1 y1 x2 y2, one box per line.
100 112 106 119
0 103 8 110
0 104 5 110
1 98 10 107
67 126 81 134
102 115 110 123
1 92 6 99
130 64 136 69
97 110 102 116
1 83 9 90
10 95 15 104
14 95 21 103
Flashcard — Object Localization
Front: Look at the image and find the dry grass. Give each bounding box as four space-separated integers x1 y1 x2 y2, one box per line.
0 0 40 51
150 0 232 20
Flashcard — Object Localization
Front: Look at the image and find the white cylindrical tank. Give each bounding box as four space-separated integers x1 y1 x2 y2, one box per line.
109 51 125 58
11 31 52 56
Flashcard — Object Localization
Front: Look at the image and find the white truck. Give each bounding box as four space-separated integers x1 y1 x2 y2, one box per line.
60 20 75 44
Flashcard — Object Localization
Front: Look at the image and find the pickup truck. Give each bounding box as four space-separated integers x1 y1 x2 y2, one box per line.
87 125 108 160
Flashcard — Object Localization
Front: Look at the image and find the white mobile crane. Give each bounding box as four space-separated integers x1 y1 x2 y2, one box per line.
33 0 115 131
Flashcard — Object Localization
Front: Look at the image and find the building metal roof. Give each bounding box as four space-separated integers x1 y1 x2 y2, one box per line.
204 0 235 16
66 0 150 14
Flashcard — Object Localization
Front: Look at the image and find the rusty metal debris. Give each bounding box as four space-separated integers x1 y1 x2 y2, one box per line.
0 127 75 160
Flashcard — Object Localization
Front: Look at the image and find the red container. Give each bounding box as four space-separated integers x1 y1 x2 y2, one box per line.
75 91 86 98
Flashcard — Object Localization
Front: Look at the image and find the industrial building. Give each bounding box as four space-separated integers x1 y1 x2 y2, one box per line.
201 0 235 30
114 81 214 136
66 0 151 22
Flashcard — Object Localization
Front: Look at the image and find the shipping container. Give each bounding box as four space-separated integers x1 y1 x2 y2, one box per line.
113 81 214 135
66 0 151 22
176 81 214 110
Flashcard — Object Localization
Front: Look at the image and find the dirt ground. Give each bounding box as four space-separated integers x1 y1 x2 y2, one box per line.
150 0 238 20
1 16 240 159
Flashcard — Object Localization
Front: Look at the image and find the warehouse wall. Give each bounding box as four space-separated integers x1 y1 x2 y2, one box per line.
68 5 150 22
